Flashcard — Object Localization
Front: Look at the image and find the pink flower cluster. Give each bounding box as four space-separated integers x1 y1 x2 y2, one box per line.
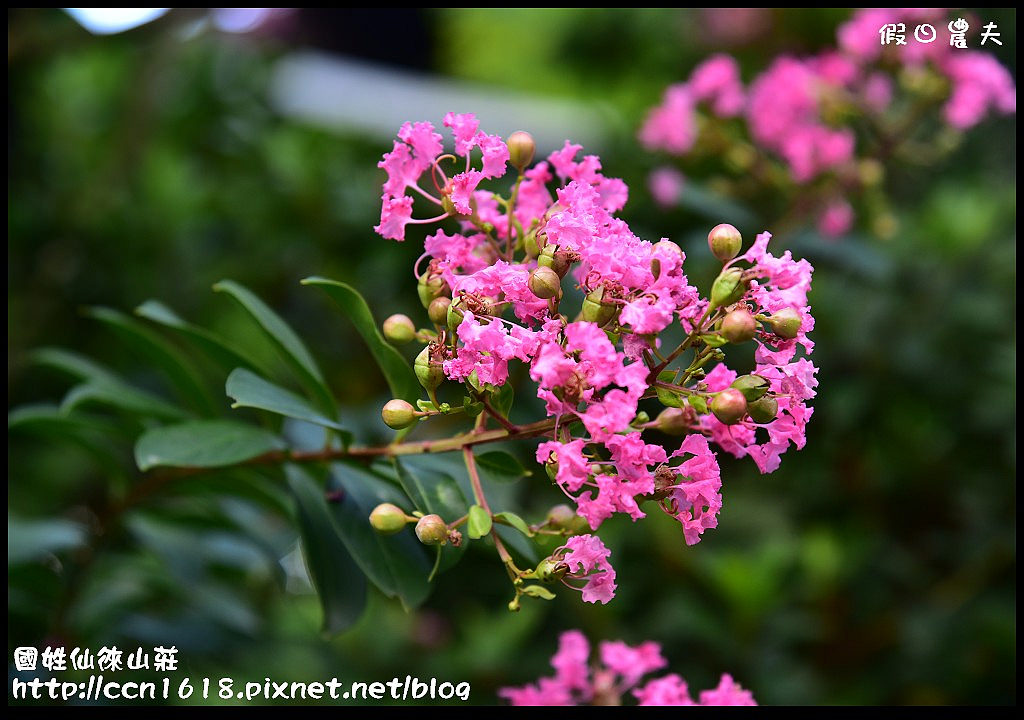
641 9 1016 238
376 114 817 604
499 630 756 706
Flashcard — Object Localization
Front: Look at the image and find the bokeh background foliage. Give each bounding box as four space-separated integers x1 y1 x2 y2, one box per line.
8 8 1015 705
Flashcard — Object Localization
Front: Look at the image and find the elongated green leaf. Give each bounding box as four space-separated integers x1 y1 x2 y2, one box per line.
656 369 684 408
9 404 131 473
63 382 189 422
29 347 120 384
494 511 534 538
136 300 268 376
490 382 515 420
326 463 432 609
520 584 556 600
284 465 367 634
301 277 420 404
8 515 88 565
476 451 531 483
85 306 216 415
467 505 492 539
213 280 335 414
134 420 285 471
226 368 346 432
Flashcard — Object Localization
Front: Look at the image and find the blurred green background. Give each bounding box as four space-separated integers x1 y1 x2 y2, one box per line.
8 8 1015 705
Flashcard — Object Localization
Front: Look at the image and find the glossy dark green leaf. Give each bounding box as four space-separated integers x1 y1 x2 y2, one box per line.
29 347 121 384
284 465 367 634
490 382 515 420
136 299 268 376
476 450 531 483
134 420 285 471
467 504 492 539
62 382 190 422
213 279 335 415
85 306 217 415
656 369 685 408
326 463 432 609
226 368 346 432
301 277 420 404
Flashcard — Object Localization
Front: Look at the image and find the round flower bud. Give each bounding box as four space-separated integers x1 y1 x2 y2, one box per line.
710 388 747 425
381 399 417 429
581 286 618 327
730 374 769 402
538 244 572 278
369 503 409 535
447 297 466 332
382 314 416 344
534 556 567 583
747 395 779 424
708 223 743 262
528 266 561 299
653 239 684 258
507 130 536 171
721 308 757 344
414 514 449 546
767 307 802 339
546 503 576 529
427 296 451 326
414 346 445 392
654 407 691 436
417 271 449 309
709 267 747 309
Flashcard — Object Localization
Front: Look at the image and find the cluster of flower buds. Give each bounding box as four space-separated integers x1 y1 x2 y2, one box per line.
369 113 816 606
500 630 756 706
641 9 1016 238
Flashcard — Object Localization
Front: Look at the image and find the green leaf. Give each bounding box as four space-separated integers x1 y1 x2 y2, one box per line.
490 382 515 420
520 584 556 600
494 511 534 538
136 299 268 377
29 347 121 384
62 382 190 422
326 463 432 609
134 420 285 471
284 465 367 634
85 306 217 414
699 333 729 348
656 369 684 408
467 505 492 539
476 450 531 482
690 395 708 415
213 280 335 415
301 277 420 404
226 368 346 432
8 514 88 565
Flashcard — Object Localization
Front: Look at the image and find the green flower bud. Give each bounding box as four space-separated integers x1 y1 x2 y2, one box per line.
382 314 416 344
414 514 449 546
720 308 757 343
730 374 769 402
381 399 417 429
546 503 576 529
710 267 747 309
507 130 536 171
538 244 572 278
369 503 409 535
427 296 451 326
747 395 779 424
767 307 802 339
654 406 693 436
534 556 568 583
414 346 445 392
523 231 540 259
417 270 449 309
543 455 559 482
447 297 465 332
710 388 747 425
528 266 562 299
708 223 743 262
581 286 618 327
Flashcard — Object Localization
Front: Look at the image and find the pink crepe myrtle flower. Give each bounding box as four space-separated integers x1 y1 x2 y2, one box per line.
501 630 756 706
557 534 617 604
818 199 854 239
648 166 685 208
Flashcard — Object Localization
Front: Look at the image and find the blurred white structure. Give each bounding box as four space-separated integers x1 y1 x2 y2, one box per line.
269 52 615 153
